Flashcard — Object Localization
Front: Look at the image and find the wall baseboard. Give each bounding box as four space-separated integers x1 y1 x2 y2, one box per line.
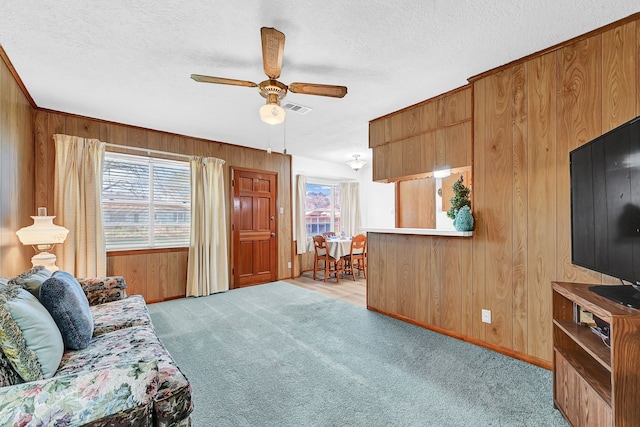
367 305 552 370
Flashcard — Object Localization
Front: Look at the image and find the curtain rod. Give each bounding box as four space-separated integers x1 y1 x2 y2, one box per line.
104 143 224 164
104 143 192 160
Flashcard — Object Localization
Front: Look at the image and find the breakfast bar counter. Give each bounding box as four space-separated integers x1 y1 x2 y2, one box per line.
362 227 473 237
364 229 474 345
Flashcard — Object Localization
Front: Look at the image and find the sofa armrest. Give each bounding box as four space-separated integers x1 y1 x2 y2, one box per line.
77 276 128 306
0 360 159 426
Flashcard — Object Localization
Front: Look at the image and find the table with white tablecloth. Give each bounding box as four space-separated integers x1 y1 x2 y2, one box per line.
326 238 353 259
307 237 352 259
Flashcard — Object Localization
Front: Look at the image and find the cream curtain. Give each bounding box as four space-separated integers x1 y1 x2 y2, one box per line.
295 174 308 254
339 182 361 237
53 134 106 277
186 156 229 297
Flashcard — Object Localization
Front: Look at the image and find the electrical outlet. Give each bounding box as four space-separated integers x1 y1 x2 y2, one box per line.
481 309 492 324
287 261 292 269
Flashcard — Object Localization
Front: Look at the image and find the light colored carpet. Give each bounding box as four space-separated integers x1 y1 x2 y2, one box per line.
147 281 568 426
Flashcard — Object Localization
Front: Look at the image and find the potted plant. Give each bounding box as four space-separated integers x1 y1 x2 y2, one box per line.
446 176 474 231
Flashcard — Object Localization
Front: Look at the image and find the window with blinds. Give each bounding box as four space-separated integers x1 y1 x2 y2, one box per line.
102 152 190 250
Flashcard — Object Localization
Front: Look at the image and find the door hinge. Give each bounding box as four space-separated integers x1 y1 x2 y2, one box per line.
231 179 235 187
232 224 235 231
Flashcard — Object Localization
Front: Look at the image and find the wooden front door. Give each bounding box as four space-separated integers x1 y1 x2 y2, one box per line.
231 168 277 288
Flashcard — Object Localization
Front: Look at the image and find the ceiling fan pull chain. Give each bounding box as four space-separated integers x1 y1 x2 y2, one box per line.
283 120 287 155
267 125 272 154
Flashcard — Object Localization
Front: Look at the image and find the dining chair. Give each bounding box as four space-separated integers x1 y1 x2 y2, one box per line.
341 234 366 281
322 231 336 239
313 235 342 283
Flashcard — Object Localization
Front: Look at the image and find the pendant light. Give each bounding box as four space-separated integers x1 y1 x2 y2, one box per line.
346 154 366 171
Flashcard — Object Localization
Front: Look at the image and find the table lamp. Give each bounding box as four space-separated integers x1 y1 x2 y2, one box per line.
16 208 69 272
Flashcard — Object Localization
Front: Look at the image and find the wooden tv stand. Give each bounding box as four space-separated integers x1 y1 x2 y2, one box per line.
552 281 640 426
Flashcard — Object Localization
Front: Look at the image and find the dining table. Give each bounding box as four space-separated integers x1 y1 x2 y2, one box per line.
326 237 353 259
308 236 353 259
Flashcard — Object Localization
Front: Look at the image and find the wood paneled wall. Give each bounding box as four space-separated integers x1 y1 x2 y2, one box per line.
368 15 640 365
472 17 639 363
396 178 436 228
33 110 293 302
367 233 474 335
370 86 473 229
0 51 35 277
296 244 315 274
369 86 472 182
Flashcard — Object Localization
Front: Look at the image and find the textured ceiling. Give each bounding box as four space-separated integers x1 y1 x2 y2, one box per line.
1 1 639 165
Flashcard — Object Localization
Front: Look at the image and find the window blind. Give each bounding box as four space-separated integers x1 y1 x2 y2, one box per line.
103 152 190 250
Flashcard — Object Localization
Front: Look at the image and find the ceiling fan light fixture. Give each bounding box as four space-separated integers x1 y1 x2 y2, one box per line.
192 27 347 128
259 102 286 125
346 154 366 171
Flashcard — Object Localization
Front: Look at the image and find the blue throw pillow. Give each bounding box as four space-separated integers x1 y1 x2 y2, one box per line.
0 284 64 380
40 271 94 350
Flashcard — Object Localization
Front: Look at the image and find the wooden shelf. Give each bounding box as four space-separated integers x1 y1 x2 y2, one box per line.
553 281 640 427
553 319 611 370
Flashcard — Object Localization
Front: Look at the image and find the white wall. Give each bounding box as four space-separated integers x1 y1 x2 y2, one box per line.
291 155 395 239
358 166 395 228
435 178 455 230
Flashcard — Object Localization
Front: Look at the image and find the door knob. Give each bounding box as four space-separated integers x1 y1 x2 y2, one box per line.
271 232 276 237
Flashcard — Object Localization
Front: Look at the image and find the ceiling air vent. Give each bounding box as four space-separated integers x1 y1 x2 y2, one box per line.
282 102 312 115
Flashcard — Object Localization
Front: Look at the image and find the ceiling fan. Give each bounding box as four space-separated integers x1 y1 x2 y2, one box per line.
191 27 348 125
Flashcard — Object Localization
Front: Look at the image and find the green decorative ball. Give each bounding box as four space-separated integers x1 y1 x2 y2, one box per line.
453 205 474 231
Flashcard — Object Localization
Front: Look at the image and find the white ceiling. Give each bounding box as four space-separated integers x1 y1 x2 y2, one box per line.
1 1 639 165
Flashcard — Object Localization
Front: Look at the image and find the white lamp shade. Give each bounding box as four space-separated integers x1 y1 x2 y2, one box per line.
259 103 286 125
346 155 367 171
16 216 69 246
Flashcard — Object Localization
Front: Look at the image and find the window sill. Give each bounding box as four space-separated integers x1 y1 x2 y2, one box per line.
107 247 189 257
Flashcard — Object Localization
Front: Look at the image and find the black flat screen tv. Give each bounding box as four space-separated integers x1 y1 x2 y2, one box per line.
570 116 640 308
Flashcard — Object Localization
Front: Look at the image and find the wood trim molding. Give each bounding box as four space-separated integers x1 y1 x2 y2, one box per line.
146 294 185 305
468 11 640 83
367 306 553 370
107 247 188 257
394 181 401 227
371 117 472 149
229 165 281 175
384 164 471 184
0 46 37 108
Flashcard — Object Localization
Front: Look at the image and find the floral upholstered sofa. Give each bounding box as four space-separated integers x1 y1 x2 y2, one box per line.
0 267 193 426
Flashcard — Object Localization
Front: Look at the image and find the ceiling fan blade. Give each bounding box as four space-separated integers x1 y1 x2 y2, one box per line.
288 82 348 98
190 74 257 88
261 27 285 79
